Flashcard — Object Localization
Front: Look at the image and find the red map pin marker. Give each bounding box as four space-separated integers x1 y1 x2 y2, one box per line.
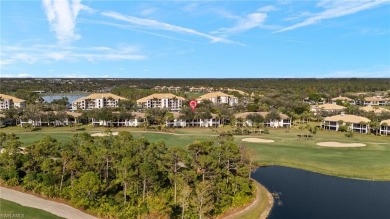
189 100 197 112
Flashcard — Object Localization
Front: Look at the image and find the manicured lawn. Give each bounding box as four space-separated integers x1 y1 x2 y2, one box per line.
235 128 390 180
7 126 215 147
0 199 64 219
2 126 390 180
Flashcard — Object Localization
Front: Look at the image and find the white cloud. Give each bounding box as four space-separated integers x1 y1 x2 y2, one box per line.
141 7 157 16
258 5 278 12
2 44 146 64
213 13 267 34
276 0 388 33
82 19 202 44
0 73 33 78
284 11 313 21
214 9 241 20
0 59 14 66
42 0 93 43
101 11 240 45
46 52 68 60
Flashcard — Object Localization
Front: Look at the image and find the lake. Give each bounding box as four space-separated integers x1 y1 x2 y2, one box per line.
41 94 88 104
251 166 390 219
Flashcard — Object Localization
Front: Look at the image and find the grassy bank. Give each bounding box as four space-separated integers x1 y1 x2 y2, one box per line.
2 125 390 180
222 180 273 219
0 199 64 219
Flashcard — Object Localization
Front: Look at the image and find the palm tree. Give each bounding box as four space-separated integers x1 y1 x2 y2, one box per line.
246 113 264 133
369 120 380 135
266 110 281 128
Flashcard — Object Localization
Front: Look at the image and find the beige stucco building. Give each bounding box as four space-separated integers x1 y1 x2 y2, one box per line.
0 94 26 110
72 93 127 110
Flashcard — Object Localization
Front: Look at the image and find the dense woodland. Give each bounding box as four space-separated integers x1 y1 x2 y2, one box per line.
0 132 254 218
1 78 390 97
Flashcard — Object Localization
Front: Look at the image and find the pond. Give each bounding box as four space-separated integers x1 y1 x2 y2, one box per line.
251 166 390 219
40 94 88 104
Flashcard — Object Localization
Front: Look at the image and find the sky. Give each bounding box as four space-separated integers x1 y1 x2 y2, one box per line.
1 0 389 78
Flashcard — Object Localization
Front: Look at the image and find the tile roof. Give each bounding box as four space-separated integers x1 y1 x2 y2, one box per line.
364 97 386 102
197 92 235 100
73 93 127 103
312 104 346 110
360 106 390 114
66 112 82 117
324 114 370 123
137 93 185 103
331 96 353 101
235 112 289 120
0 94 26 103
380 119 390 125
132 112 146 118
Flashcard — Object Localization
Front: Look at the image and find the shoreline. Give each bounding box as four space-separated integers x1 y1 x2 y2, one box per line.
258 163 390 182
221 179 274 219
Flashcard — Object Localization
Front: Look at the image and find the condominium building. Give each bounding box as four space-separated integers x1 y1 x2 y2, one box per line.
331 96 355 105
323 114 370 134
360 106 390 114
234 112 291 128
72 93 127 110
0 94 26 110
197 92 238 106
380 119 390 136
310 104 346 115
363 97 389 106
137 93 185 111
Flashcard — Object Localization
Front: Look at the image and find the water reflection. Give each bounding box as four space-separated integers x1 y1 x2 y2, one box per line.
251 166 390 219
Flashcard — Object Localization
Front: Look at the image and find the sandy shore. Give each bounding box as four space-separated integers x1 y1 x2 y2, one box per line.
91 132 119 137
316 142 366 147
242 138 275 143
0 187 97 219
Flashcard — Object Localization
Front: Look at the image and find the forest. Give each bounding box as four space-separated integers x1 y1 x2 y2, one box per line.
0 131 254 219
1 78 390 97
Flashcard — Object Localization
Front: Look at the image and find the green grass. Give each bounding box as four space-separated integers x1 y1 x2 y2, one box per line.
226 180 272 219
2 125 390 219
0 199 64 219
2 125 390 180
235 128 390 181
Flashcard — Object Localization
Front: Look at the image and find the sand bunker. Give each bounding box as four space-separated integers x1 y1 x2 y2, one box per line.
242 138 275 143
91 132 119 137
316 142 366 147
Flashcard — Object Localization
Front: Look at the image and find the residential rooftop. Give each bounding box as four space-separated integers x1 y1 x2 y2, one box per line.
137 93 185 103
0 94 26 103
324 114 370 123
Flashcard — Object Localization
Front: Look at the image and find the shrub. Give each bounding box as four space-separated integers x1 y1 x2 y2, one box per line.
338 125 348 132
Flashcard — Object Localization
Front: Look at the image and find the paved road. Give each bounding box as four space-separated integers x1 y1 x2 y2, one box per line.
0 187 98 219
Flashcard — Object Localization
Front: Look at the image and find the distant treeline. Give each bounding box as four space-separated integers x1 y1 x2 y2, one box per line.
1 78 389 97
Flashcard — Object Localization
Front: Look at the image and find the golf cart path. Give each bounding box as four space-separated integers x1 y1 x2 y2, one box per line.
0 187 98 219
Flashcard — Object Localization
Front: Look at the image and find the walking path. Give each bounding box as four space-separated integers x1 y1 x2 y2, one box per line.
222 180 273 219
0 187 98 219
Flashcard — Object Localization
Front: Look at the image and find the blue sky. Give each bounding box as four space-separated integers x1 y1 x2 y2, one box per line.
1 0 389 78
